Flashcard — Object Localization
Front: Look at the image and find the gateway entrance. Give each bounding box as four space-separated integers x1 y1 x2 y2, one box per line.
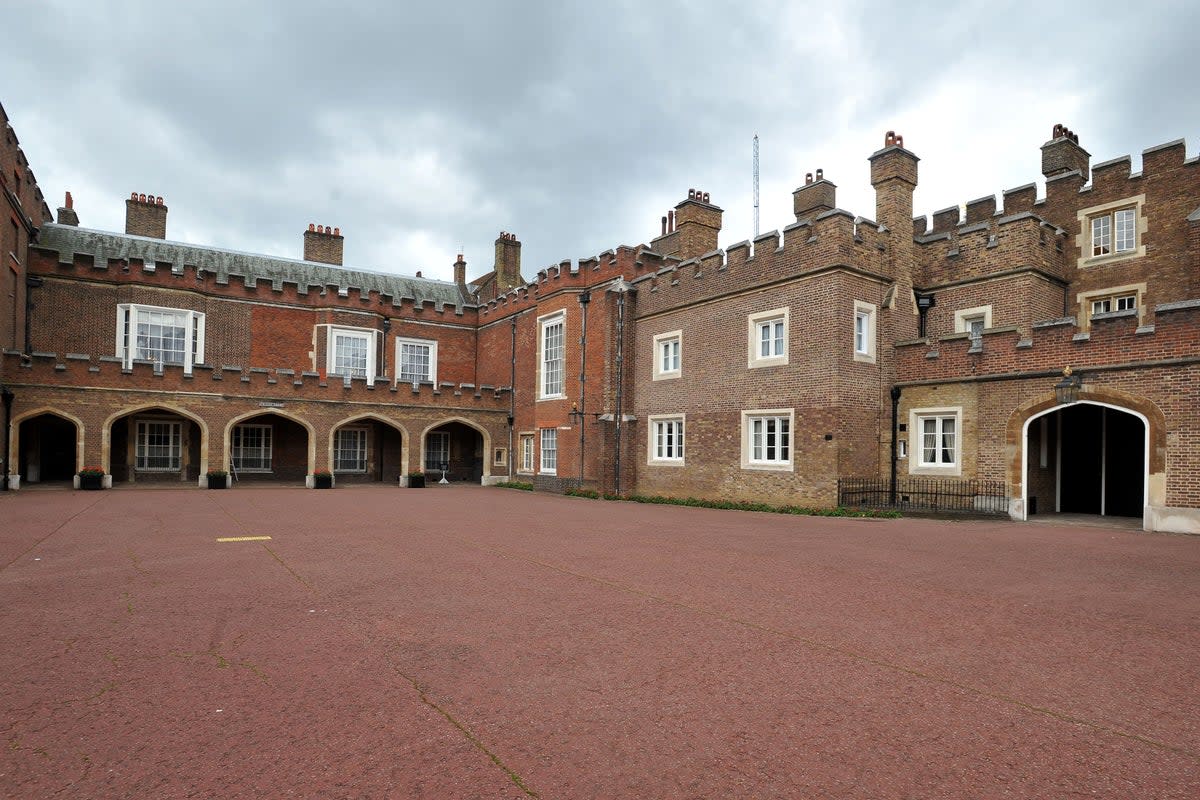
1025 403 1144 518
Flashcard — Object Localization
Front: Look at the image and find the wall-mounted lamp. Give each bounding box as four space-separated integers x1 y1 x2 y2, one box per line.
1054 366 1082 405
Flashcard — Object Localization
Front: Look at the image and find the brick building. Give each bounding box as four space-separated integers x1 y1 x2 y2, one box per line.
2 100 1198 533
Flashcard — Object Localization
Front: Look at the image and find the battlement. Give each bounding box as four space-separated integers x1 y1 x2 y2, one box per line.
478 245 661 318
2 349 512 408
894 298 1200 383
31 223 475 320
915 211 1069 288
915 130 1196 234
633 207 889 316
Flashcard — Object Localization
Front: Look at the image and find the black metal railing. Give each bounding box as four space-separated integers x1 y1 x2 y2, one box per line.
838 477 1008 515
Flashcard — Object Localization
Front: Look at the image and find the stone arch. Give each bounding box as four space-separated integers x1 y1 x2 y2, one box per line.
224 408 317 475
103 403 209 476
328 412 409 483
420 417 492 483
10 407 86 486
1006 387 1166 525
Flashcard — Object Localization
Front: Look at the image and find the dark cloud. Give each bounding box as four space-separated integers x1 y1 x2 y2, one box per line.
5 1 1198 282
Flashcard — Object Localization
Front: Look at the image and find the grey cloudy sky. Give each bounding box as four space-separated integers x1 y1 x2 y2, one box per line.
4 1 1199 283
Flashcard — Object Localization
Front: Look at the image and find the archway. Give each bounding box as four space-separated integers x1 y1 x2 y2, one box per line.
1021 400 1148 520
225 412 311 484
330 415 406 484
107 406 204 484
17 412 80 484
422 420 487 483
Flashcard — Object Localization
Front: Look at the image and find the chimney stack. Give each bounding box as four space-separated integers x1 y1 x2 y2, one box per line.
303 223 344 266
870 131 920 336
494 231 524 291
453 253 467 286
125 192 167 238
792 169 837 220
57 191 79 226
671 189 722 260
1041 123 1090 181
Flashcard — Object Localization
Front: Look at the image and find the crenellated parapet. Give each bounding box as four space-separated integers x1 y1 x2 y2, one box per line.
477 245 664 319
915 212 1069 288
2 350 512 409
633 207 889 316
894 299 1200 383
31 223 477 321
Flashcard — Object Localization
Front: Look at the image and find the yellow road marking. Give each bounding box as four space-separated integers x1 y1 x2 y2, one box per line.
216 536 272 542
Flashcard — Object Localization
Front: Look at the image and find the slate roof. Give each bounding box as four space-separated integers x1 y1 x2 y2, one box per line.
35 223 471 310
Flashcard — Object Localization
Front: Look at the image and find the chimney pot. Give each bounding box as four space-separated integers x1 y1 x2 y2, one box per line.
805 172 813 184
131 192 138 200
333 227 340 236
816 168 823 180
65 191 73 209
138 193 146 203
416 270 422 278
308 223 315 231
661 215 667 235
702 192 710 203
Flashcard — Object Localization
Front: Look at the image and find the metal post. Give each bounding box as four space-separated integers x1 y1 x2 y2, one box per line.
889 385 901 507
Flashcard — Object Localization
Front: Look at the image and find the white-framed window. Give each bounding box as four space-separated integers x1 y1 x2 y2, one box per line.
853 301 877 363
425 431 450 471
334 428 368 473
135 420 181 471
908 406 962 476
1076 283 1145 330
747 308 789 368
232 423 273 472
652 330 682 380
116 304 205 373
740 409 793 471
1077 195 1146 267
648 415 685 464
327 326 376 384
519 433 535 473
538 311 566 399
540 428 558 474
953 305 992 343
396 337 437 385
1091 294 1136 315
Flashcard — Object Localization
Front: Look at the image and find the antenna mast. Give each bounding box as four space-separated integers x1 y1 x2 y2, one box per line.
752 134 760 238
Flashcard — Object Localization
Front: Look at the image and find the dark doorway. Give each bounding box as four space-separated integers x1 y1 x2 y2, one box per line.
425 422 484 483
332 421 403 484
1031 404 1144 518
18 414 78 483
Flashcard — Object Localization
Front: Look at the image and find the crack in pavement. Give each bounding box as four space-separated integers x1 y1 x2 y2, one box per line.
458 536 1200 764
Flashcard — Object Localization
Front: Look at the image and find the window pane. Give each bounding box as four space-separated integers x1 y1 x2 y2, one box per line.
540 429 557 471
334 334 368 377
941 419 956 464
1114 209 1135 252
425 432 450 470
543 320 564 396
135 309 188 365
1091 215 1111 256
136 421 181 470
400 342 431 383
232 425 272 471
334 429 367 472
855 313 866 352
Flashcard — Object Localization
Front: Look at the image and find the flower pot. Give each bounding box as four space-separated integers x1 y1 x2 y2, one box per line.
79 474 104 490
313 475 333 489
408 475 425 488
208 475 228 489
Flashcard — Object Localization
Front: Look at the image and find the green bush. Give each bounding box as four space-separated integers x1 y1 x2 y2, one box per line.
495 481 534 491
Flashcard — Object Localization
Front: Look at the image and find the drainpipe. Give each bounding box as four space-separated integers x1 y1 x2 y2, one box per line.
577 289 590 488
608 278 635 495
890 385 902 506
508 316 516 472
1 386 12 491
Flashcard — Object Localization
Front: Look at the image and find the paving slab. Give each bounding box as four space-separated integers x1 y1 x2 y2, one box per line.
1 486 1198 798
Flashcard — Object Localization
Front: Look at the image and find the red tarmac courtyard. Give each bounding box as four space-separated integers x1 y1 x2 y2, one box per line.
1 485 1198 798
